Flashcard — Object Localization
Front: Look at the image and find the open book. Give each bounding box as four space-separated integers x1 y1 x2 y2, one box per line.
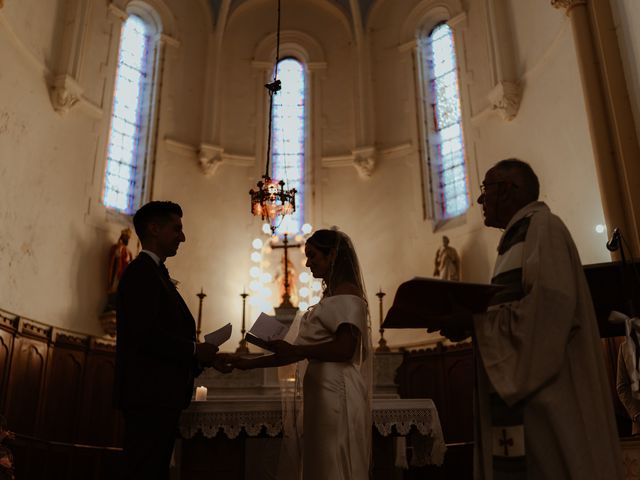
382 277 504 329
245 312 293 352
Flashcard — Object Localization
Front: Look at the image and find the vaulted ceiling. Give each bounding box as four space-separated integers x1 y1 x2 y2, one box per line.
208 0 377 30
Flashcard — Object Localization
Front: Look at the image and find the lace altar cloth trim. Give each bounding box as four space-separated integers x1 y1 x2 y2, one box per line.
180 409 283 439
180 408 442 439
179 398 446 465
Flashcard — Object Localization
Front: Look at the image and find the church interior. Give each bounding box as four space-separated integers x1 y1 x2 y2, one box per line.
1 0 640 478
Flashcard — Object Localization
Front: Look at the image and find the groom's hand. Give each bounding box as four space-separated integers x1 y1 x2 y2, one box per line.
196 342 219 365
212 355 234 374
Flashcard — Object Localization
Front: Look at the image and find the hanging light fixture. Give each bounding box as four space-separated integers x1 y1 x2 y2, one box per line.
249 0 296 234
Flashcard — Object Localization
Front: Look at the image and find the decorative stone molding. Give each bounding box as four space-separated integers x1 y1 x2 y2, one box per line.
108 2 128 21
53 330 90 347
551 0 587 14
19 318 52 340
0 310 18 330
49 74 84 115
159 32 180 48
198 143 225 177
90 336 116 352
487 81 522 121
352 146 376 179
321 146 377 179
483 0 523 122
163 137 254 173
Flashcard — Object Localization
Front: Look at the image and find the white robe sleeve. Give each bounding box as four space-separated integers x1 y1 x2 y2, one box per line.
474 210 581 406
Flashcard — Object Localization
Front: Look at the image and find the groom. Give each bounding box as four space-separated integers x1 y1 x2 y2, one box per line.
114 201 224 479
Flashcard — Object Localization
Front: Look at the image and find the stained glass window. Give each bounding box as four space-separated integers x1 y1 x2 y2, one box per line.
103 14 156 214
271 58 306 235
420 23 469 220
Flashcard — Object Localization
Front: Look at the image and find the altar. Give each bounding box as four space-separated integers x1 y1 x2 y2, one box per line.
178 397 445 479
175 353 446 479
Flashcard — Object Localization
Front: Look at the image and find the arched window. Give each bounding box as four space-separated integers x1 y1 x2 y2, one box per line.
271 57 306 235
103 12 160 214
419 23 469 221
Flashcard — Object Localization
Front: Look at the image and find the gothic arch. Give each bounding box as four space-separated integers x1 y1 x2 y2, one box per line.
120 0 177 38
254 30 326 66
401 0 464 41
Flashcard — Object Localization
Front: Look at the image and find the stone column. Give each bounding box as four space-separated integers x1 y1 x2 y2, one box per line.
552 0 640 257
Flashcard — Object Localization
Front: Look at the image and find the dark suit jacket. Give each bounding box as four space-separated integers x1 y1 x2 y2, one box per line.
114 252 199 411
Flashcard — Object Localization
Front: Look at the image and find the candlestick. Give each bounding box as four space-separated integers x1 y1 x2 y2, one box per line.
196 288 207 342
236 290 250 353
195 386 208 401
376 288 390 352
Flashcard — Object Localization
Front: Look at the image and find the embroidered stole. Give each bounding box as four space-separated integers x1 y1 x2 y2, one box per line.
487 214 533 479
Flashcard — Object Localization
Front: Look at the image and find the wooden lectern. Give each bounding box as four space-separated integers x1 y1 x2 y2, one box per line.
583 261 639 338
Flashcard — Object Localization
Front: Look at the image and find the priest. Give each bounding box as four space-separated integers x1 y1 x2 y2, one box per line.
436 159 622 479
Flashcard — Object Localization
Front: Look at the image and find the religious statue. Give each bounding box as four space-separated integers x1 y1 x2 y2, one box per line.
105 228 134 311
433 235 460 281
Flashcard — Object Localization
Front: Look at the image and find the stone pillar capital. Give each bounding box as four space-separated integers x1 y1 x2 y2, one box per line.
551 0 587 14
198 144 224 177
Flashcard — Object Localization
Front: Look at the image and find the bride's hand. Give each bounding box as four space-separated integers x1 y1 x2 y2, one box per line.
266 339 298 357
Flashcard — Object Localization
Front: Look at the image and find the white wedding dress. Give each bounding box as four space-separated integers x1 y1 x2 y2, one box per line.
293 294 371 480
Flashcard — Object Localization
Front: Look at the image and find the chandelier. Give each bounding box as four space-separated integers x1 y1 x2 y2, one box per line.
249 0 296 234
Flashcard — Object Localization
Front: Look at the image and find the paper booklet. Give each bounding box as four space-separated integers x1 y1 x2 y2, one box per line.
204 323 232 347
245 312 292 352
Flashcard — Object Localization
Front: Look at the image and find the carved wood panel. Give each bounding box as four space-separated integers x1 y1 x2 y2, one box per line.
397 343 474 442
4 337 49 435
77 351 122 446
40 347 86 442
0 328 14 412
440 349 474 443
396 343 474 479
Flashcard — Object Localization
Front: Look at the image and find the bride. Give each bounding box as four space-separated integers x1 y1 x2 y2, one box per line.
228 229 372 480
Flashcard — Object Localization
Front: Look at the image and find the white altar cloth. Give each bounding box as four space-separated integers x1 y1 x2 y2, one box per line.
179 397 446 466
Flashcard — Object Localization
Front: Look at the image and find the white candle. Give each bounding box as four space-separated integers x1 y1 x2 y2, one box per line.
195 386 207 401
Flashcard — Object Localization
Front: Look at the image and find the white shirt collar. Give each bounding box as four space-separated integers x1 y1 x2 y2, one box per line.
141 249 161 266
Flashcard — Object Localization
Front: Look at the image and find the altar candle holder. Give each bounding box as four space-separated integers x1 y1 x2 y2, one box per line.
376 288 390 352
196 288 207 342
236 289 250 354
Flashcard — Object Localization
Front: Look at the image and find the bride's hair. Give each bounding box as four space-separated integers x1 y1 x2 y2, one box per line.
306 229 363 297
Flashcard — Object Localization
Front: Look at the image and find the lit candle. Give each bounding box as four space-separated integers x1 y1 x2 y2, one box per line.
195 386 207 401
